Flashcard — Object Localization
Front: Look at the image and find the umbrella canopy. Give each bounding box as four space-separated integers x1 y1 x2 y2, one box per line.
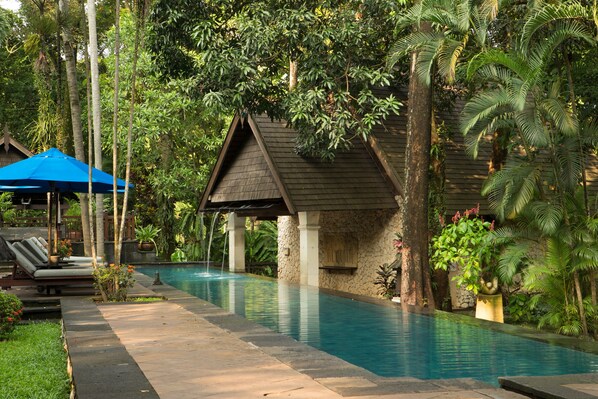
0 148 131 193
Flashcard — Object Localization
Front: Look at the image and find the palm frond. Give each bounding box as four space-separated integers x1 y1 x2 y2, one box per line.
461 89 511 137
514 106 550 148
482 161 541 220
498 241 530 284
530 201 564 235
532 20 596 66
437 36 468 82
466 49 530 81
521 2 591 51
542 98 578 137
387 31 444 69
554 137 584 192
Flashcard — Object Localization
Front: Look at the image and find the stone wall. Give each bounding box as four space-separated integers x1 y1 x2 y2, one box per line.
277 209 402 298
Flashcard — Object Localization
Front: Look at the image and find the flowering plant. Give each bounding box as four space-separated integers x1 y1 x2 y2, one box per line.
431 205 498 295
0 290 23 340
93 263 136 302
56 239 73 258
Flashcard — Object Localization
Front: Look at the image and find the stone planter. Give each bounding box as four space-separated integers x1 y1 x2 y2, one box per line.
448 266 476 309
475 293 504 323
137 241 155 252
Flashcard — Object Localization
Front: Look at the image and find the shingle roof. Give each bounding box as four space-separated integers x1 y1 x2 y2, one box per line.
200 114 399 215
367 93 493 215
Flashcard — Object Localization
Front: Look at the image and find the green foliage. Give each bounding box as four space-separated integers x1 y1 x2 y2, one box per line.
101 11 227 253
134 224 161 243
0 322 70 398
0 290 23 340
462 1 598 337
0 192 15 225
170 247 187 262
374 263 397 298
388 0 500 85
245 220 278 264
149 0 403 159
0 8 38 140
93 264 136 302
506 292 537 324
173 203 227 262
431 206 497 295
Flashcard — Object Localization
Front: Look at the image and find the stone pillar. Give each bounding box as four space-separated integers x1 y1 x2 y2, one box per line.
298 211 320 286
227 212 245 273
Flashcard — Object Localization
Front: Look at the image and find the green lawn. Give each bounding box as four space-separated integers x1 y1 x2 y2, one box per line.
0 322 70 399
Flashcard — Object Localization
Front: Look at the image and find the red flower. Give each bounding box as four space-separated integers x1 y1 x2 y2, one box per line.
451 211 461 223
7 317 13 322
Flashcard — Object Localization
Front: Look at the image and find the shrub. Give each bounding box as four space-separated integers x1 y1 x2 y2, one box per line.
94 264 136 301
431 205 497 295
0 290 23 340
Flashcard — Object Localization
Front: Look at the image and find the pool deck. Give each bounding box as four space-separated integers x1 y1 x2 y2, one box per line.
13 272 598 399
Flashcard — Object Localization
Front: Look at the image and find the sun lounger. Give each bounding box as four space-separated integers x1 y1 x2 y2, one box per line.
13 241 92 269
34 237 103 265
0 246 96 291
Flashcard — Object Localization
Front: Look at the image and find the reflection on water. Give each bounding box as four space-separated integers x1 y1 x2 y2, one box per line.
139 266 598 386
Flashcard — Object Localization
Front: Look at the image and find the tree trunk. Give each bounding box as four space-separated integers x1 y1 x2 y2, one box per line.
87 0 104 259
573 271 589 336
289 59 297 90
400 23 435 310
158 132 175 258
112 0 121 265
59 0 92 256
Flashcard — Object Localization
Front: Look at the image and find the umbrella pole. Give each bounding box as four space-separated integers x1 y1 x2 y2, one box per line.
47 192 52 261
54 193 59 254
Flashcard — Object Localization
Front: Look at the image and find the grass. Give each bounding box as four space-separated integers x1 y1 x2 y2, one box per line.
0 322 70 399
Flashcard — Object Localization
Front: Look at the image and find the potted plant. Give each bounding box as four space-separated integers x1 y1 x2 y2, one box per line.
431 205 503 322
135 224 160 252
56 239 73 259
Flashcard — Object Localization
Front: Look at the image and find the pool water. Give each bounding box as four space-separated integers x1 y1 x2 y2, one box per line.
139 266 598 386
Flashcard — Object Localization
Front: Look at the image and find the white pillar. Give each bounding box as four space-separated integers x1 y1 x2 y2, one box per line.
298 211 320 287
227 212 245 273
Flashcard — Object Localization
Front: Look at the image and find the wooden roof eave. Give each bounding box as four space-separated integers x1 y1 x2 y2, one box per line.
247 114 297 214
3 125 33 157
365 134 404 200
199 114 243 210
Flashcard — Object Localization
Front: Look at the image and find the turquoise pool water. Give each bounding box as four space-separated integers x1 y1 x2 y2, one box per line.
139 266 598 386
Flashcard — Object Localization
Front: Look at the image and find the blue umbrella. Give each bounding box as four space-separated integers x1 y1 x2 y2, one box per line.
0 148 131 193
0 148 133 260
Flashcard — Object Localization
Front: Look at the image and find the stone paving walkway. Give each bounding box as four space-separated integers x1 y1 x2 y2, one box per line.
88 274 529 399
58 274 598 399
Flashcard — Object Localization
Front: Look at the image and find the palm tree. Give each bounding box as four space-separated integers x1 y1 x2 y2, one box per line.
462 1 597 336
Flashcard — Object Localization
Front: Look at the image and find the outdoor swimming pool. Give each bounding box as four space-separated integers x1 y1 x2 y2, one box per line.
139 266 598 386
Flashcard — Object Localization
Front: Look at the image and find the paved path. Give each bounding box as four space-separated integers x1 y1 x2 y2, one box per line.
57 274 598 399
94 275 528 399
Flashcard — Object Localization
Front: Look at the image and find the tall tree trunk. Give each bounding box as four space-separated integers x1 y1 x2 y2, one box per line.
112 0 121 266
87 0 104 259
400 21 435 310
573 271 589 336
59 0 92 256
117 0 149 262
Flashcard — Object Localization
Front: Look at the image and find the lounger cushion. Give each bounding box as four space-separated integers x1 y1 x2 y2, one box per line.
8 243 38 275
34 268 94 278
